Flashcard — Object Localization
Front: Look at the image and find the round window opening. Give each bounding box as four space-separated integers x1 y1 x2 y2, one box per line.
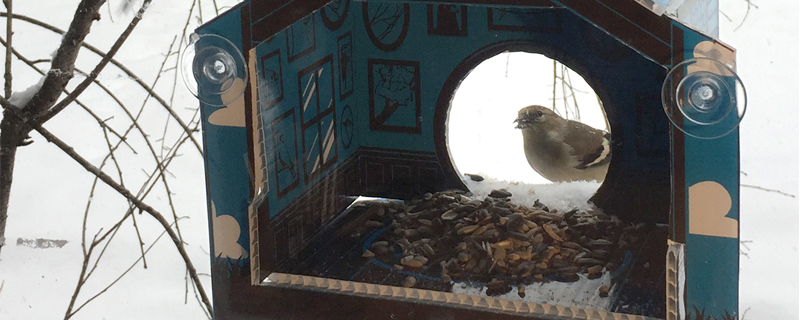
447 52 610 206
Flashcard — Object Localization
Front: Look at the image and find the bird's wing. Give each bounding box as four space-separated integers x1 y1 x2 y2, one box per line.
564 121 612 169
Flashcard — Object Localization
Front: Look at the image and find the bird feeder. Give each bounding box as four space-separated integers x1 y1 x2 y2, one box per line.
185 0 745 319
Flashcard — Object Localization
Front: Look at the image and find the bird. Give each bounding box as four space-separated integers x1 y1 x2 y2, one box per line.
514 105 611 182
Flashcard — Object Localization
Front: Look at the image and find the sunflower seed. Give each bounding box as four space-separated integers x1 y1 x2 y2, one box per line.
489 189 512 198
365 220 383 228
403 276 417 288
457 225 479 235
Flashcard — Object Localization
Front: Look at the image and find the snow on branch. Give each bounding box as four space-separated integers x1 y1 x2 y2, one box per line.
22 0 106 115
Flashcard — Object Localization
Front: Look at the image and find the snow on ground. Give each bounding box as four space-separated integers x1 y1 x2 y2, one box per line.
0 0 797 319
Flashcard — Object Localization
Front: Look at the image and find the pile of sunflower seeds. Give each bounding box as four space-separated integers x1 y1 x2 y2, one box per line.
359 189 641 295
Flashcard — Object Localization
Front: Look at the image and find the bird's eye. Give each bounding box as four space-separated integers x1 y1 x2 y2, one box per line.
535 110 544 117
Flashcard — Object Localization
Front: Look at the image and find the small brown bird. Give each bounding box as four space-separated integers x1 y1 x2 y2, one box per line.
514 105 611 182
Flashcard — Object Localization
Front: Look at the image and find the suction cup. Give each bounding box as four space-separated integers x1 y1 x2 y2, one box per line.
180 33 248 106
662 58 746 139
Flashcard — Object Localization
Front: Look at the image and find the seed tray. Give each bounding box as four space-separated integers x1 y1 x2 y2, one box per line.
270 190 666 318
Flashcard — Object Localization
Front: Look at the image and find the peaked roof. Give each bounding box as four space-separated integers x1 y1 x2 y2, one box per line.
239 0 684 65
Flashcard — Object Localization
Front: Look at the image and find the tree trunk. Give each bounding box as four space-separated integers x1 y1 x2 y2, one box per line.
0 0 106 254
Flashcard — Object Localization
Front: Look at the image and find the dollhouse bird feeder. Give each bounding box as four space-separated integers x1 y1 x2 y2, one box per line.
184 0 745 319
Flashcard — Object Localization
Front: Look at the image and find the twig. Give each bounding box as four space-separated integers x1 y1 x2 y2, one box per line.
563 64 580 120
109 37 184 269
117 38 202 255
70 216 190 317
551 59 556 112
3 0 11 99
168 0 199 106
80 112 160 284
4 2 213 316
157 157 186 245
85 210 130 281
2 1 213 316
131 112 202 246
719 10 733 23
64 118 204 317
0 0 107 256
65 38 198 281
739 239 752 259
185 268 190 303
0 34 133 150
560 63 570 119
90 102 208 314
733 0 759 32
142 34 178 159
741 183 795 198
741 307 751 320
30 58 49 65
129 207 148 268
3 105 212 315
33 0 151 125
0 12 202 155
504 51 510 78
106 0 114 23
188 267 212 319
211 0 219 15
101 126 149 269
67 131 136 318
198 0 204 23
21 0 107 114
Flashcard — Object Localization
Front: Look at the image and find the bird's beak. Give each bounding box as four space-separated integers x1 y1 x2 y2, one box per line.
514 118 528 129
514 117 528 129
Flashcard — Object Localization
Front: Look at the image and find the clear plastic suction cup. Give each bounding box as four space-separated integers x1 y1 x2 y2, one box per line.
662 57 746 139
180 33 248 106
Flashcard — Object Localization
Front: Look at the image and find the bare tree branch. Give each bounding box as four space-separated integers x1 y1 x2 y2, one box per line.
2 103 212 314
23 0 105 116
3 0 11 99
734 0 759 32
1 2 216 316
70 216 190 318
0 11 203 154
0 34 133 150
0 0 106 255
741 183 795 198
100 125 149 269
32 0 151 125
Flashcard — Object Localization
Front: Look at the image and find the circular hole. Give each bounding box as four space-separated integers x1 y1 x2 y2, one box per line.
447 51 610 189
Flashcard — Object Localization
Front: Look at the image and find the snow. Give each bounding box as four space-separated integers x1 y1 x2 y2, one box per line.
7 75 45 108
0 0 797 319
452 272 614 310
463 176 602 213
